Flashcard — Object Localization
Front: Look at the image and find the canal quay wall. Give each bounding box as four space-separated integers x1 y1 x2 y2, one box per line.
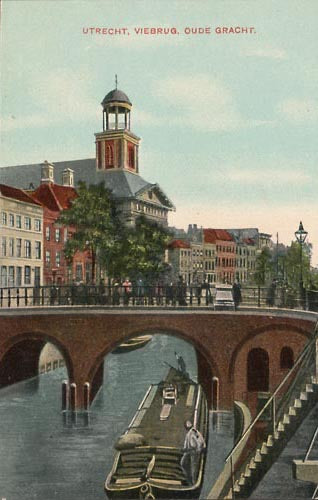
0 307 317 410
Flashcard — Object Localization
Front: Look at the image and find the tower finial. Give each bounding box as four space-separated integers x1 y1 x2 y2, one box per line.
115 74 118 89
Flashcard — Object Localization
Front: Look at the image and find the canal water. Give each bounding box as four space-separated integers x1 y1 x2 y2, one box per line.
0 334 234 500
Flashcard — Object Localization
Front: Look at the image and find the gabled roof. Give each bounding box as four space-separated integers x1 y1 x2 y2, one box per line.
204 229 234 243
32 183 77 212
0 159 174 210
0 183 41 206
168 239 191 249
135 182 175 210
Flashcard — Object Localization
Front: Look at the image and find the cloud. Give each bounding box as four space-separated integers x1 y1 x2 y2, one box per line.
134 107 165 127
221 168 311 185
1 69 99 132
151 75 278 132
152 75 244 132
242 45 287 60
278 98 318 123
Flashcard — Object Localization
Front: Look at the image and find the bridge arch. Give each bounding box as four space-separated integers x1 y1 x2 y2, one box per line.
0 332 74 389
86 326 222 409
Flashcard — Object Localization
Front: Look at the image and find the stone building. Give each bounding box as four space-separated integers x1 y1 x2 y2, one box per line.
30 165 92 285
0 184 43 287
0 87 175 228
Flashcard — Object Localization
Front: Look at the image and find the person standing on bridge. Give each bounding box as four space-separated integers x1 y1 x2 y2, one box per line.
232 280 242 310
122 277 132 306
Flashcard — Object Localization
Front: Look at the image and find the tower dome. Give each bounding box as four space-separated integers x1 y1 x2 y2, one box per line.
101 89 132 109
101 80 132 132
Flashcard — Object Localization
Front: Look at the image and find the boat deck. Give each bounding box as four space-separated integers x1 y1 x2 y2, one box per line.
127 369 199 449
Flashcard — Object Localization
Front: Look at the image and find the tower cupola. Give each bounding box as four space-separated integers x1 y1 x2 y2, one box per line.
95 78 140 174
101 88 132 131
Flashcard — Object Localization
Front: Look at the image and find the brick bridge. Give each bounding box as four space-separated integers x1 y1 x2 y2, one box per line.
0 308 317 410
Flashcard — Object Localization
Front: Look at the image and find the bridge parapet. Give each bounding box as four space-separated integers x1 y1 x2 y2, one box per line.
1 284 318 311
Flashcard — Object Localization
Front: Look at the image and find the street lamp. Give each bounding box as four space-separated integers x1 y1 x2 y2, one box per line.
295 221 308 309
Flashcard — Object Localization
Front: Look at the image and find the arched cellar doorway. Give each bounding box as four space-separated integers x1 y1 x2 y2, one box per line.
247 347 269 392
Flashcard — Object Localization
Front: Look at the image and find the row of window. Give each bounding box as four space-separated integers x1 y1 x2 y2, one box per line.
216 257 235 267
1 212 41 232
45 227 67 243
45 250 62 267
236 247 256 256
216 245 235 253
135 203 165 218
0 265 41 287
180 258 237 270
1 237 41 259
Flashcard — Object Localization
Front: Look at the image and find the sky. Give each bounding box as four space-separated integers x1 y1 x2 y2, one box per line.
1 0 318 265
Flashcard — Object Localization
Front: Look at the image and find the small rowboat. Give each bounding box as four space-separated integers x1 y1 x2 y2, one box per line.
105 366 208 498
112 335 152 354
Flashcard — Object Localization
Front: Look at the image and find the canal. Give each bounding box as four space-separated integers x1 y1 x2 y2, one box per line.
0 334 234 500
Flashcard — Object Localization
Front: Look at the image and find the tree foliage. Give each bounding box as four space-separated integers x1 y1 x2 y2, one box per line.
58 184 170 283
102 215 171 281
57 182 119 281
253 247 274 286
284 241 311 291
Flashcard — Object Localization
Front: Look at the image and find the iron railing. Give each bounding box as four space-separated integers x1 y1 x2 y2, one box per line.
0 284 318 309
224 320 318 497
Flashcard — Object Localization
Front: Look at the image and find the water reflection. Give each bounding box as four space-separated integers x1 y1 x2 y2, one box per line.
0 334 233 500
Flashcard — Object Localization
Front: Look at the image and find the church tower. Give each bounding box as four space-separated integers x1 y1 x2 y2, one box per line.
95 80 140 173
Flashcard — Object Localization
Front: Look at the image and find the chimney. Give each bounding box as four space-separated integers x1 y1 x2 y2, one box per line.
62 168 74 187
41 161 54 184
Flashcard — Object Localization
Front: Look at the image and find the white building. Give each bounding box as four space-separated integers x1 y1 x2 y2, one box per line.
0 184 44 288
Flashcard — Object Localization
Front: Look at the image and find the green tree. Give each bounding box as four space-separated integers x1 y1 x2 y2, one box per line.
58 182 119 282
105 215 171 281
253 247 274 286
285 241 311 292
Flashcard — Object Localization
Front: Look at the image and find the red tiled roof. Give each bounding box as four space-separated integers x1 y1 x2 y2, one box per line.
243 238 256 245
0 183 41 206
204 229 234 243
50 184 77 209
32 183 77 211
168 239 191 249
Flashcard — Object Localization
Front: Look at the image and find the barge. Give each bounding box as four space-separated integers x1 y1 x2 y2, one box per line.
105 366 208 498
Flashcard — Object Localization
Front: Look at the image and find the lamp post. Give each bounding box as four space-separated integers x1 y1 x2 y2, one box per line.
295 221 308 309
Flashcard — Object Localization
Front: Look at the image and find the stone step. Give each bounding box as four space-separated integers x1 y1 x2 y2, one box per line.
306 383 314 392
260 442 269 455
300 391 308 401
277 421 285 432
294 398 302 408
266 434 274 447
311 375 318 385
254 448 262 462
238 473 246 486
283 413 290 424
244 464 252 478
233 481 241 493
289 406 297 416
249 457 257 469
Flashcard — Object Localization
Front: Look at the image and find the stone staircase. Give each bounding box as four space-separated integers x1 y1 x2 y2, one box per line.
226 375 318 498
